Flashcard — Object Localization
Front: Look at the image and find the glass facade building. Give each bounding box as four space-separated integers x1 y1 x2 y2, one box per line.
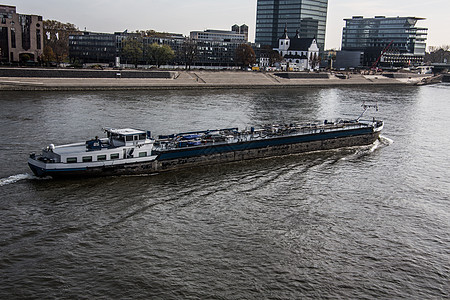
69 32 116 63
255 0 328 51
69 31 186 65
341 16 428 66
69 30 252 67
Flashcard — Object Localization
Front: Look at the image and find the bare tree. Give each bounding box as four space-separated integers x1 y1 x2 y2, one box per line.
425 45 450 64
235 44 256 69
181 38 197 70
261 45 282 66
43 20 80 63
309 52 320 70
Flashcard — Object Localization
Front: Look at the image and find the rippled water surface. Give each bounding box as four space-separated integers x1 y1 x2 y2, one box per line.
1 85 449 299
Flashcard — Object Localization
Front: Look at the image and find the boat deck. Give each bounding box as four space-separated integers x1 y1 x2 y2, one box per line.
51 143 89 155
153 119 380 151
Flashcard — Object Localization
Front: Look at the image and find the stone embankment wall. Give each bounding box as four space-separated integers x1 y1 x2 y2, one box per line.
0 68 174 79
274 73 329 79
382 73 428 79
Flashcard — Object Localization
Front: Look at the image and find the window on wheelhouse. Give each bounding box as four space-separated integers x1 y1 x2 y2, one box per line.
82 156 92 162
97 155 107 161
139 152 147 157
67 157 77 163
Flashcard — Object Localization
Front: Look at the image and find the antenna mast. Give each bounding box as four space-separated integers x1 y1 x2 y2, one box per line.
357 101 378 121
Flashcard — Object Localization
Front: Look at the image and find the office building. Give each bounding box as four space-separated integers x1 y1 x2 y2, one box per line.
69 26 256 68
0 5 43 63
69 31 116 63
189 28 248 67
190 29 247 43
69 31 185 65
341 16 428 66
255 0 328 51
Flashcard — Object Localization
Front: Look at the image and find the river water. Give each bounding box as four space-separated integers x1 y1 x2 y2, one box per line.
0 85 449 299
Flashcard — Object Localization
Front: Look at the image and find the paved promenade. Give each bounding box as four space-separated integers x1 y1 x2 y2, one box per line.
0 71 428 91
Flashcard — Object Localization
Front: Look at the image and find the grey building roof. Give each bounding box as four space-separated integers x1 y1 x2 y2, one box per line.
289 37 315 51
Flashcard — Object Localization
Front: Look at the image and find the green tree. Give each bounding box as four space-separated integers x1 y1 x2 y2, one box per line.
122 36 144 67
19 53 31 62
44 20 80 63
145 43 175 67
235 44 256 68
137 30 172 38
42 45 56 65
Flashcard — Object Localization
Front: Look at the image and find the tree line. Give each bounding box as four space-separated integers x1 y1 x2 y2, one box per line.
121 36 175 67
40 20 282 69
425 45 450 64
41 20 79 64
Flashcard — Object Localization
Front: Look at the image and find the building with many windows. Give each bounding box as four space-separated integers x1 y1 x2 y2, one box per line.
189 27 249 67
190 28 247 43
69 25 256 68
255 0 328 51
69 31 186 65
0 5 43 63
341 16 428 67
69 31 116 64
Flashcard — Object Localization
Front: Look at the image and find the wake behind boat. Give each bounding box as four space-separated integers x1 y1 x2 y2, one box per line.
28 105 383 178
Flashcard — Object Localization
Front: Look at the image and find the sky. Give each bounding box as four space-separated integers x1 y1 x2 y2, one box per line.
9 0 450 50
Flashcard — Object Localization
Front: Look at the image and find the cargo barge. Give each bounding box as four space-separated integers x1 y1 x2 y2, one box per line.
28 105 383 178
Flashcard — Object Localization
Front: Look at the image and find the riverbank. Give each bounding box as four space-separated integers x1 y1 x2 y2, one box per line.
0 69 432 91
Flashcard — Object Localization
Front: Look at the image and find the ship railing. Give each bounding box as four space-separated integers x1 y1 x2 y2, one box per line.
263 122 370 137
152 121 375 150
287 122 364 136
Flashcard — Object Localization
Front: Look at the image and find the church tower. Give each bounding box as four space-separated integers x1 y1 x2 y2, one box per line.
278 26 290 52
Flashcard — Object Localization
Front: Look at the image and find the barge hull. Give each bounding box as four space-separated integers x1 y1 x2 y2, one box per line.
156 130 380 172
28 159 158 179
31 130 380 178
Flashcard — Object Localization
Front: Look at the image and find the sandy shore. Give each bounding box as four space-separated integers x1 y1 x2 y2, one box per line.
0 71 429 91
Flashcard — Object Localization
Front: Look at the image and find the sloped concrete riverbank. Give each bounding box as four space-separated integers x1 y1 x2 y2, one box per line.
0 69 431 91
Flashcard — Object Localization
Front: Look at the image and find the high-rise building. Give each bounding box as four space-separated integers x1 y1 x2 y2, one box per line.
255 0 328 51
0 5 43 63
341 16 428 66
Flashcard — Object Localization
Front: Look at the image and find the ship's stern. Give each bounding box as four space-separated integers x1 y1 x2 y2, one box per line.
28 155 48 177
